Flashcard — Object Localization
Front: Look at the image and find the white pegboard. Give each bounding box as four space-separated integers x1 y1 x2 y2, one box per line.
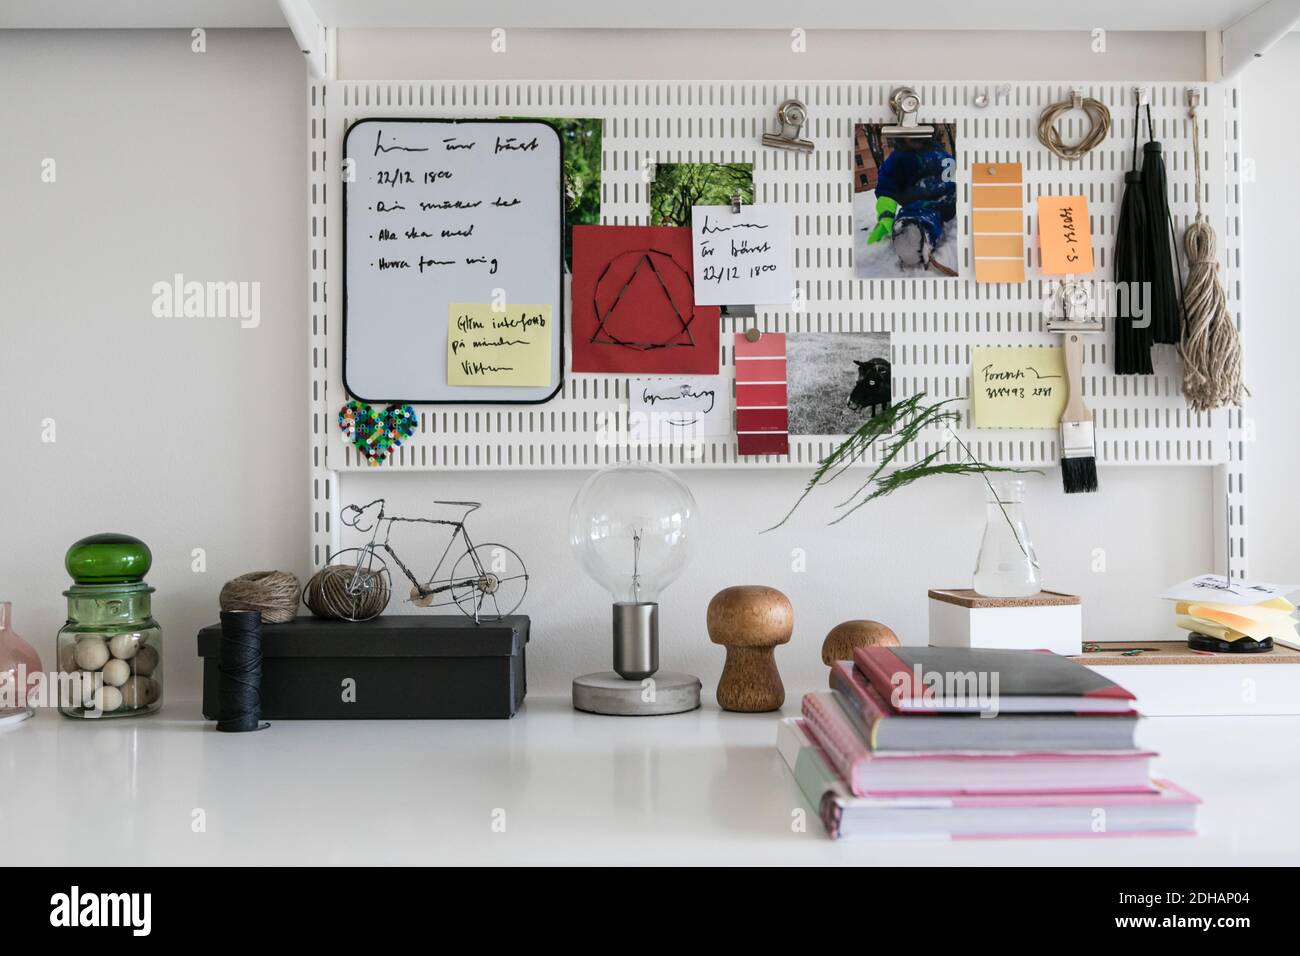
307 80 1247 571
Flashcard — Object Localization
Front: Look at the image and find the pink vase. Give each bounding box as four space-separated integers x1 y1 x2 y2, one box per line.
0 602 42 722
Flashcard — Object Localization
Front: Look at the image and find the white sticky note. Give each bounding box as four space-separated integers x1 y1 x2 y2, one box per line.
628 376 730 444
1161 575 1298 607
691 205 793 306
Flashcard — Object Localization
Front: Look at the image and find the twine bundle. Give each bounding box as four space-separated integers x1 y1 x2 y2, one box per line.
1036 92 1111 162
219 571 301 624
303 565 390 621
1180 99 1245 411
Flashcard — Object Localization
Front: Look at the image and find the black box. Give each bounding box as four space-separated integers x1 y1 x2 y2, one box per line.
197 615 528 719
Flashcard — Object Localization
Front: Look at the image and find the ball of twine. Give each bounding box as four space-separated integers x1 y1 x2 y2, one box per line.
219 571 302 624
303 565 390 621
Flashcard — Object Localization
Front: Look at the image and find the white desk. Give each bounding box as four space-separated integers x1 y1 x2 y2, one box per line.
3 698 1296 865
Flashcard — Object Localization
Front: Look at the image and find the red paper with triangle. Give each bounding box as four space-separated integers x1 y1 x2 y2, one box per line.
571 225 720 373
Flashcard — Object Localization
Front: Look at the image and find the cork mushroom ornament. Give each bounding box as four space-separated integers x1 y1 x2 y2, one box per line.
707 586 793 712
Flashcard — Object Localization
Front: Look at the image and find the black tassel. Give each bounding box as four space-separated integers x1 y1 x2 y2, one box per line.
1113 103 1154 375
1141 106 1183 345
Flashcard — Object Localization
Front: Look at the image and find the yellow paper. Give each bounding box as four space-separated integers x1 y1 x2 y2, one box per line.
447 303 552 387
1180 599 1299 642
971 346 1068 429
1037 195 1094 275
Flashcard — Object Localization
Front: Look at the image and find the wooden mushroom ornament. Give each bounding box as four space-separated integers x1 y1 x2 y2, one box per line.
707 586 793 712
820 619 899 665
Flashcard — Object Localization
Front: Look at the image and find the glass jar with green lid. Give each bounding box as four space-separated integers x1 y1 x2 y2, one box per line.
57 533 162 718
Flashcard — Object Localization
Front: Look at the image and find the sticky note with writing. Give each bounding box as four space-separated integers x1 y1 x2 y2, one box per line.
691 205 793 306
1037 195 1094 275
447 303 552 387
971 346 1068 429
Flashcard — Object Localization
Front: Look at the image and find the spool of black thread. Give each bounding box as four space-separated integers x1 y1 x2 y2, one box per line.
216 609 269 732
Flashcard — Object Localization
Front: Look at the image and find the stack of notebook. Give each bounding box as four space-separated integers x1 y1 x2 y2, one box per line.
778 646 1200 840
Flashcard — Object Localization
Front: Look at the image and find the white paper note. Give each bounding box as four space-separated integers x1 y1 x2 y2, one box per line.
1160 574 1298 607
628 376 730 444
691 204 793 306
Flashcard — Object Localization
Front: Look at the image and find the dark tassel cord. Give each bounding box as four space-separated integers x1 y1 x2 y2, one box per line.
1113 102 1154 375
1141 105 1184 345
217 609 269 732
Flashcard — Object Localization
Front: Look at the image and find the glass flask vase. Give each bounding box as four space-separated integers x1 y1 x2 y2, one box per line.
972 479 1042 599
56 534 162 718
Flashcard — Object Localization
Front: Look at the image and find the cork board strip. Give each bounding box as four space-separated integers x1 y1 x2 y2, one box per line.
928 588 1081 609
1073 641 1300 666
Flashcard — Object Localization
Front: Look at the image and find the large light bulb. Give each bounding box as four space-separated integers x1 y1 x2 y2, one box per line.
569 462 697 679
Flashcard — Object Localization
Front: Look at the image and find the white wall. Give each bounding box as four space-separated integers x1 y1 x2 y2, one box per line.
1241 32 1300 585
1 26 1293 707
0 30 311 696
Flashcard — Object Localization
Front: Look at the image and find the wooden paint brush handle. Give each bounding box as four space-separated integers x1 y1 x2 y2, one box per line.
1061 332 1090 423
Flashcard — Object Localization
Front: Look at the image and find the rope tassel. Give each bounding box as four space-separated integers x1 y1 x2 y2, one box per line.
1180 94 1244 410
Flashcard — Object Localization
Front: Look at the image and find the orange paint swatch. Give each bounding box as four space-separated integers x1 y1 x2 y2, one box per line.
1037 195 1094 275
971 163 1025 283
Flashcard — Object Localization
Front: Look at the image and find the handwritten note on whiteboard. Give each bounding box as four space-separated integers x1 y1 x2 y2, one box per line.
691 205 793 306
971 346 1067 429
447 303 552 387
628 376 730 443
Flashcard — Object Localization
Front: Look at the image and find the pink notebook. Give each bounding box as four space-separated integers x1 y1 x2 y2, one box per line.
801 691 1156 797
820 777 1200 841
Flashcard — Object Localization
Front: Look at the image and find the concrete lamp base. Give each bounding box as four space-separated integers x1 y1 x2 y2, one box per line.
571 671 701 716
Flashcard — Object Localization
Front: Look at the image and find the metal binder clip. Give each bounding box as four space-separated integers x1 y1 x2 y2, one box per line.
730 194 743 213
761 98 814 153
1071 87 1085 110
1045 278 1104 333
882 87 933 138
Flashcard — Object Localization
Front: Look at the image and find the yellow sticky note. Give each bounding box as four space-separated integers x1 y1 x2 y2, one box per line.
447 303 552 387
971 346 1068 429
1037 195 1094 275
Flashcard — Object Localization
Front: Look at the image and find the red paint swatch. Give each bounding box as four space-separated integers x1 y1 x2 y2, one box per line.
734 332 789 456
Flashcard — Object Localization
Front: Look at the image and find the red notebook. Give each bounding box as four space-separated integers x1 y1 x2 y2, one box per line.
853 645 1137 714
829 662 1139 752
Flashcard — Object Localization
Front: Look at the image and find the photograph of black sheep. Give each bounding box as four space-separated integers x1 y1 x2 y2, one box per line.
787 332 892 435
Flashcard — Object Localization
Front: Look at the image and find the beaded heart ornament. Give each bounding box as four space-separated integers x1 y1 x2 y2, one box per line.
338 401 418 466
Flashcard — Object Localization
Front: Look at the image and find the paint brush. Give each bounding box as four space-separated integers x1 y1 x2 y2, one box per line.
1059 330 1098 493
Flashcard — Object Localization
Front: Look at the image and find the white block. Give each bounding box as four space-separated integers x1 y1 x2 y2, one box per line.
928 589 1082 656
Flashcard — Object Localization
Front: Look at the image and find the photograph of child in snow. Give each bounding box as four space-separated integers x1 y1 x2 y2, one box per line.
852 123 958 278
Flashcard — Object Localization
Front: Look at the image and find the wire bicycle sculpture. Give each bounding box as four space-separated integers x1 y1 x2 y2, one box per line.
330 499 528 623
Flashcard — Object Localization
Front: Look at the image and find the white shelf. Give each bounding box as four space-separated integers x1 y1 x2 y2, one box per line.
4 697 1297 864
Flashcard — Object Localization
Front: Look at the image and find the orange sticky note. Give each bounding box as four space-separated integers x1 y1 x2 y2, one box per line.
971 163 1024 283
1037 195 1094 275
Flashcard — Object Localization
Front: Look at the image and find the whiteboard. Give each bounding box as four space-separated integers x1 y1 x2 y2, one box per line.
343 118 564 403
